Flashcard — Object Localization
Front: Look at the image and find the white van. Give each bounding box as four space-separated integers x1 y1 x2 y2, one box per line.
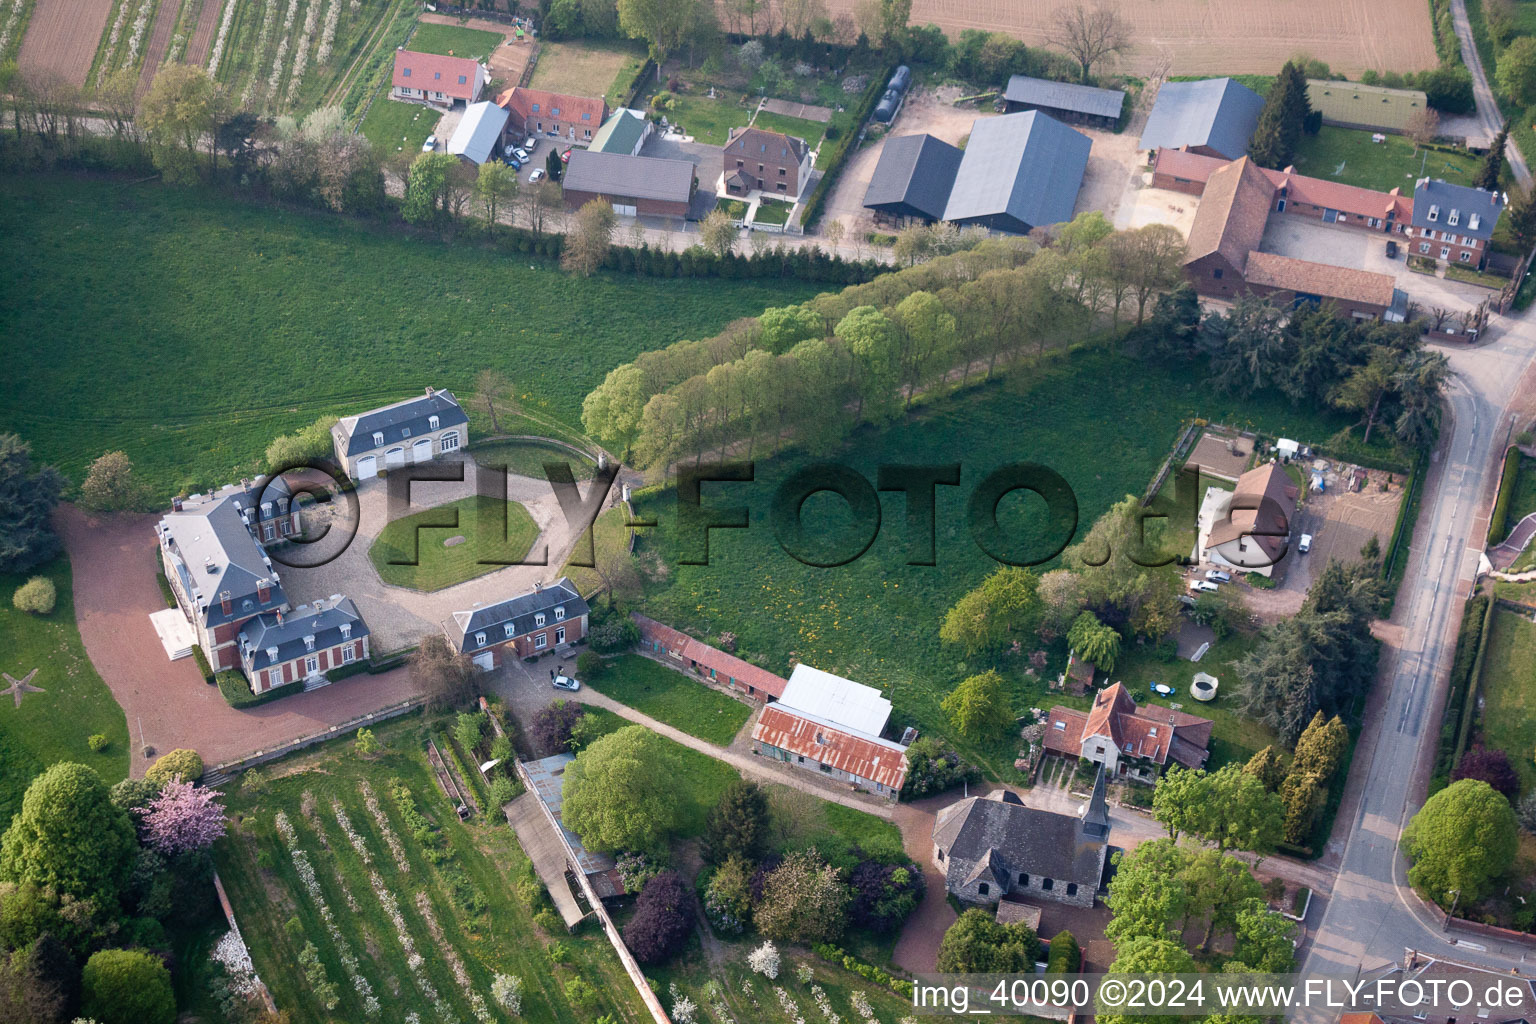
1298 534 1313 554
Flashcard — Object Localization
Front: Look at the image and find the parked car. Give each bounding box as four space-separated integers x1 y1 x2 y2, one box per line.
1386 239 1399 259
1298 533 1313 554
1205 570 1232 583
1189 580 1219 594
561 147 572 163
553 674 581 692
507 157 522 170
523 135 537 150
513 148 530 162
422 135 437 152
528 168 546 183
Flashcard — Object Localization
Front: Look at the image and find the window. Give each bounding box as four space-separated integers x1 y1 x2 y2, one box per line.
978 882 990 896
475 631 486 646
401 427 410 437
402 68 411 77
1042 878 1055 891
1018 873 1030 886
1424 229 1436 240
504 623 514 637
1053 720 1066 730
535 613 546 626
457 74 466 84
582 112 590 120
1149 726 1158 737
777 182 786 191
1441 247 1451 259
535 633 548 649
304 635 315 651
342 646 356 664
439 431 460 453
264 524 275 541
434 72 441 80
815 732 826 745
554 606 566 621
736 159 744 168
266 646 278 663
1470 213 1482 231
532 103 540 113
1066 882 1078 896
584 129 591 138
1427 204 1439 221
1212 268 1223 279
1460 251 1472 262
552 107 561 116
779 167 786 175
341 623 351 639
1095 744 1106 755
1419 242 1431 254
306 655 319 674
556 626 565 645
1448 209 1460 226
937 848 945 862
429 415 440 430
819 762 832 773
373 431 384 446
797 754 805 763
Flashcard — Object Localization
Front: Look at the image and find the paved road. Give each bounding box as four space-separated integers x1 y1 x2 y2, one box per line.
1451 0 1532 187
1298 316 1536 993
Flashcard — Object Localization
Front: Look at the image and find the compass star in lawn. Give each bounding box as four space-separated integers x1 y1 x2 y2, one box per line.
0 669 44 708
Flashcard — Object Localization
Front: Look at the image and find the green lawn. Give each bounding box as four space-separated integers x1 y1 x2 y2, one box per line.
753 198 794 225
654 91 753 146
559 505 631 598
368 496 539 591
629 345 1376 779
526 38 647 107
358 97 441 155
0 557 129 828
750 109 829 148
718 197 749 220
213 714 649 1024
0 175 818 499
407 21 504 60
1474 608 1536 792
471 438 595 481
1289 126 1483 195
584 654 753 746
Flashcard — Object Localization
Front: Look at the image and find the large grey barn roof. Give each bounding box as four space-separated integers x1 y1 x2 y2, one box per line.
933 792 1106 886
563 149 695 203
862 133 963 221
942 111 1091 231
1138 78 1265 159
1005 75 1125 120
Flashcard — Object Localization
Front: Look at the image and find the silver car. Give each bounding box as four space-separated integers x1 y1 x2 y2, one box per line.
552 674 581 692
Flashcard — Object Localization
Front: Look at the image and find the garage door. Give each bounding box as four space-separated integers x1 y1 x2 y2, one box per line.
613 202 636 217
473 651 496 672
355 455 378 480
385 447 406 468
412 438 434 462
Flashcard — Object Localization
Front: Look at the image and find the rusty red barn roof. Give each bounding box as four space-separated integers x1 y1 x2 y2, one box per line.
752 705 909 791
630 613 787 699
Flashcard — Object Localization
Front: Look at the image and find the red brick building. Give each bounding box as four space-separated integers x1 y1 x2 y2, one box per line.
561 149 696 218
722 126 813 199
631 613 787 700
1043 683 1212 783
449 578 590 671
391 51 485 107
1181 156 1274 299
496 87 606 145
239 596 370 693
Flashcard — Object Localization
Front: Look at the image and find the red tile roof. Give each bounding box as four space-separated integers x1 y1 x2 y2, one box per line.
1207 461 1300 563
631 613 787 699
752 704 908 790
1243 251 1398 308
1045 683 1212 768
496 86 606 130
1183 156 1276 272
1154 148 1413 224
392 51 480 101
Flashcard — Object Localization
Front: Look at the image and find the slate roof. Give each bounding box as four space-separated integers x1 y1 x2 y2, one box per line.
589 110 648 154
778 664 891 736
1207 462 1299 562
1004 74 1125 120
1182 156 1275 271
451 578 588 654
1044 684 1213 768
942 110 1091 232
336 388 468 456
933 789 1107 889
1411 178 1505 240
631 613 787 698
725 125 810 164
752 704 909 790
1244 251 1398 307
562 149 695 203
1307 79 1427 132
159 481 291 629
447 100 510 164
862 133 963 221
240 596 368 671
393 51 480 101
1139 77 1265 159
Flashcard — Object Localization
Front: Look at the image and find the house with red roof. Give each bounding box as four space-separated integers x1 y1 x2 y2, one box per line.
1198 461 1299 577
1043 683 1212 783
631 613 786 700
391 51 485 108
496 87 607 145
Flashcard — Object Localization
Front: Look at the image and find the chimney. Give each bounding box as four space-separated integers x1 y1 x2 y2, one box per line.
219 591 232 616
172 496 183 512
257 578 270 603
204 557 216 574
276 610 284 626
425 385 435 398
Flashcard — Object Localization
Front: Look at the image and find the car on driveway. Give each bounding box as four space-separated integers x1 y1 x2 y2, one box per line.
553 674 581 692
1386 239 1399 259
1189 580 1219 594
422 135 438 152
1205 570 1232 583
561 147 572 163
1298 533 1313 554
514 148 530 163
529 168 545 183
523 136 537 151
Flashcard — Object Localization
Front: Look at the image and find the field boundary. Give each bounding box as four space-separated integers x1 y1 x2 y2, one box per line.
211 871 279 1014
206 696 425 782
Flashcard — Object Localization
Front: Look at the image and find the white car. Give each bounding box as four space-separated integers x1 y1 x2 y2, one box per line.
513 148 530 163
1205 570 1232 583
523 136 537 151
422 135 437 152
1298 533 1313 554
1188 580 1219 594
528 168 546 183
552 674 581 692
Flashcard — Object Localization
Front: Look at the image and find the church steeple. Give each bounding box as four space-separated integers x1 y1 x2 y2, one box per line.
1081 765 1110 840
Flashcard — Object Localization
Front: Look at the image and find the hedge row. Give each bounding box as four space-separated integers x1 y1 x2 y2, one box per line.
216 670 304 709
799 67 893 230
1430 0 1462 64
1488 446 1522 544
812 944 915 999
1380 456 1424 615
599 239 883 284
1431 593 1494 794
1044 930 1080 973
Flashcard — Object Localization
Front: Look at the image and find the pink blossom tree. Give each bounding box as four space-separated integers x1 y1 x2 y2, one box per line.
137 778 228 855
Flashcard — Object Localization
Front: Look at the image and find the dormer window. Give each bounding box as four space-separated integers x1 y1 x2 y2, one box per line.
535 613 545 626
1448 209 1460 226
1427 204 1439 221
554 606 566 621
1149 726 1158 737
373 431 384 446
1470 213 1481 231
304 635 316 651
341 624 351 639
475 631 486 646
266 646 278 662
402 427 410 437
429 415 440 430
504 623 514 637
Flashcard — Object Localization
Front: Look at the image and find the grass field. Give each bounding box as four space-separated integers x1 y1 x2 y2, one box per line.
0 558 129 828
471 438 596 481
560 505 631 597
749 109 830 148
0 175 819 500
214 714 649 1024
628 345 1378 778
585 654 753 746
1474 608 1536 792
1289 126 1483 195
407 20 501 59
526 38 646 107
655 90 752 146
368 496 539 591
753 197 794 225
358 97 441 154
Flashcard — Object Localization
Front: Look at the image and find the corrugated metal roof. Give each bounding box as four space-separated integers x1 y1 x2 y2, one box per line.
942 110 1091 232
862 133 962 221
1307 79 1426 132
1138 78 1265 159
1004 75 1125 120
562 149 695 203
752 705 908 790
778 664 891 736
448 101 510 164
523 753 618 876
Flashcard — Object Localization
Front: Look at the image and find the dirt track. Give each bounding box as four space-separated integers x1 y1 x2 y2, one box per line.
17 0 115 86
135 0 180 94
185 0 223 65
808 0 1437 76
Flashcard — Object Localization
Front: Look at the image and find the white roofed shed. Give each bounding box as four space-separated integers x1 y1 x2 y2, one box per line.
777 664 893 737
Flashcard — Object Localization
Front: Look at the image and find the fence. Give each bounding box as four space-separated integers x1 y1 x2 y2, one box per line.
205 696 426 782
1141 420 1203 504
513 758 673 1024
212 871 278 1014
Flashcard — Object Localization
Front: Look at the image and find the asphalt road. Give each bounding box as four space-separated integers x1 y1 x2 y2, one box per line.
1452 0 1532 188
1298 316 1536 996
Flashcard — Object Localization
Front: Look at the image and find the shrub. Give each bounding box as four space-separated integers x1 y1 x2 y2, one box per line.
901 737 981 799
545 940 572 964
703 855 752 934
848 860 925 932
88 733 110 753
587 617 640 653
355 727 381 756
566 977 598 1009
454 711 488 754
534 907 563 933
622 870 694 963
488 775 515 807
754 849 851 945
492 973 523 1013
576 650 604 678
1453 747 1521 800
1045 929 1080 973
218 671 302 709
490 735 513 763
937 908 1040 972
145 749 203 786
241 768 269 794
12 576 56 614
530 699 585 756
1488 447 1522 544
81 949 176 1024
